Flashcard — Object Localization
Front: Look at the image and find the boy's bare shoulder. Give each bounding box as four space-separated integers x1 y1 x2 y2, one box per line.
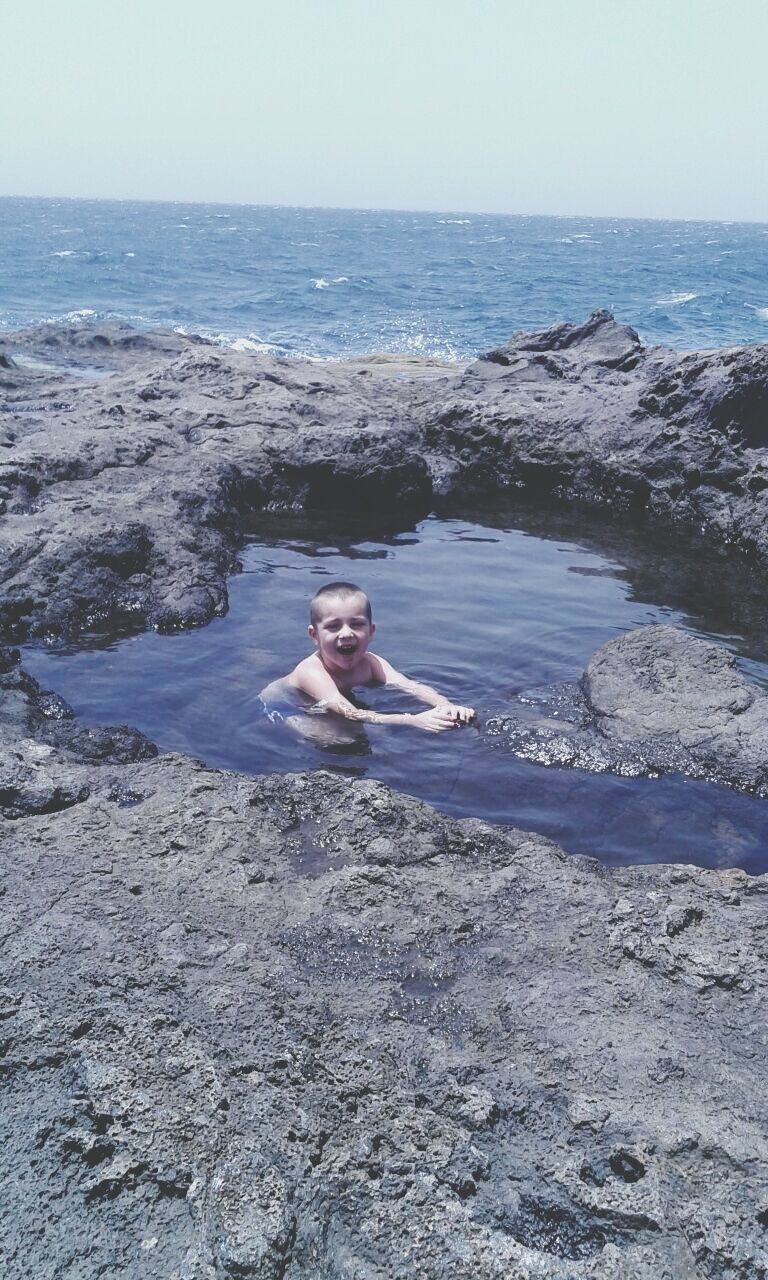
286 653 319 688
367 652 391 684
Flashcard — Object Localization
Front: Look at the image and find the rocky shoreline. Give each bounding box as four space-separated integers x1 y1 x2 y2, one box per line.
2 316 768 1278
2 310 768 640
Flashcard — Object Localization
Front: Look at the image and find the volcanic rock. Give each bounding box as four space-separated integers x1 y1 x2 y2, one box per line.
488 625 768 796
1 313 768 639
1 750 765 1278
2 319 768 1278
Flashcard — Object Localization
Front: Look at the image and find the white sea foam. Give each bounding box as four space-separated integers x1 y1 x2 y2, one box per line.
437 219 471 225
311 278 330 289
655 291 698 306
230 337 280 354
331 276 349 283
174 326 294 357
557 237 573 244
124 251 136 257
65 309 97 319
51 250 76 257
744 304 768 320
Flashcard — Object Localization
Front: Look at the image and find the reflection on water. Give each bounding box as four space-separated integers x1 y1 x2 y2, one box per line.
22 504 768 874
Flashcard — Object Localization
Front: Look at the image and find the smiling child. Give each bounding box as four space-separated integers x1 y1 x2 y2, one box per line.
268 580 474 733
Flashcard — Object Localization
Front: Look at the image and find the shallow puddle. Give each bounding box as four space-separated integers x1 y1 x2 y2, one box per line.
22 504 768 873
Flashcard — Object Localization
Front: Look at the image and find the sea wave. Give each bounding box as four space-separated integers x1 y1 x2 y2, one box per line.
230 336 285 355
309 276 352 289
174 326 297 358
655 291 698 306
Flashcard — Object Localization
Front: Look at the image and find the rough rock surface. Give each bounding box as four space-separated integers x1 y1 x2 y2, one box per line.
1 311 768 639
3 319 768 1278
488 626 768 795
2 740 767 1279
0 643 157 818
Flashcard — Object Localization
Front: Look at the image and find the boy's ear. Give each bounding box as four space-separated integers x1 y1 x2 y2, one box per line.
370 621 376 636
308 624 318 644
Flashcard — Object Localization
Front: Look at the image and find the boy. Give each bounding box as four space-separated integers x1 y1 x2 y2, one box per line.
269 581 475 733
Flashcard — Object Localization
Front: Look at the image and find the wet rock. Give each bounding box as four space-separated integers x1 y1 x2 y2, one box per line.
0 765 89 818
584 626 768 787
47 723 158 764
488 625 768 797
0 645 156 765
480 309 643 371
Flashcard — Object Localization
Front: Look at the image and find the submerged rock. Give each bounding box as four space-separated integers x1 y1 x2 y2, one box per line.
488 625 768 796
0 644 157 784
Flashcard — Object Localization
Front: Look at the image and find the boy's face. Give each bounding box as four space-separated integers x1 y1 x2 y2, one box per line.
309 592 375 672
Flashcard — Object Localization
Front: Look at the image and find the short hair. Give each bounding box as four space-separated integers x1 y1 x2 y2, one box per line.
310 581 372 626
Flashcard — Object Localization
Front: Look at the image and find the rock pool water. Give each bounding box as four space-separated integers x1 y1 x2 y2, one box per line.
22 505 768 873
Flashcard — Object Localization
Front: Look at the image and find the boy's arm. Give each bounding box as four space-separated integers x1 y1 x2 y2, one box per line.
372 655 475 722
293 660 456 732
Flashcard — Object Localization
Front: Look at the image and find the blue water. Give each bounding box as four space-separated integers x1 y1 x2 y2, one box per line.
22 512 768 874
2 197 768 357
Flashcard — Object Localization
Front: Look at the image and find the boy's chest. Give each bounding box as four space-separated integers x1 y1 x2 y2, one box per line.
332 655 377 693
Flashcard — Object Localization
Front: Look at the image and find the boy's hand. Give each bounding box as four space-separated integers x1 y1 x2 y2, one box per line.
410 705 475 733
410 707 459 733
442 703 475 724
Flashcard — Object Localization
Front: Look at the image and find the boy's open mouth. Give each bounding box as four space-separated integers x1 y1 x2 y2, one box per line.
337 643 357 654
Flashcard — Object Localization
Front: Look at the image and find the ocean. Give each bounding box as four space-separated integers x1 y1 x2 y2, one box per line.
1 196 767 358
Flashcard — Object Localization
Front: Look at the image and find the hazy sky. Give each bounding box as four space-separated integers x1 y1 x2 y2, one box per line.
2 0 766 220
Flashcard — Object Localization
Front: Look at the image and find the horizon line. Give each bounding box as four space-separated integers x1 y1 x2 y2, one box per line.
1 191 766 228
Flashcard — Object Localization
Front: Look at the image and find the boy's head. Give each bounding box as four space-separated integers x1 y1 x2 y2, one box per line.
309 581 372 626
308 582 374 670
